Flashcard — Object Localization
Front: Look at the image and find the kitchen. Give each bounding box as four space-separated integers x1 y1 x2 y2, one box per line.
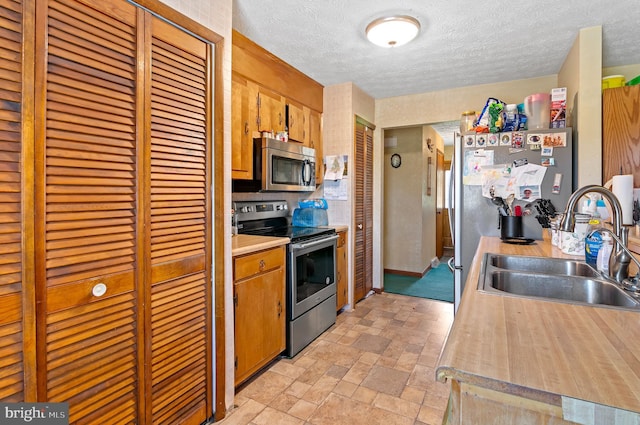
227 8 640 425
3 0 640 424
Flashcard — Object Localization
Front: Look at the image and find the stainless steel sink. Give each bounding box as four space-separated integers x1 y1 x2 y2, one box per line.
489 254 600 277
478 253 640 310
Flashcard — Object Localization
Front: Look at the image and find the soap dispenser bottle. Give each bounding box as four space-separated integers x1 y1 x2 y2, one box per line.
596 233 613 275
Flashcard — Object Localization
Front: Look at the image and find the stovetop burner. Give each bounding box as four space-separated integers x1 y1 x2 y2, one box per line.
234 200 335 243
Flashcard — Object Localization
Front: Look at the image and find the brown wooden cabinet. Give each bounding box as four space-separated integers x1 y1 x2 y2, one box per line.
257 87 286 133
287 101 306 143
1 1 215 423
232 76 258 180
233 246 286 386
232 30 324 187
336 230 348 311
602 84 640 185
308 108 324 184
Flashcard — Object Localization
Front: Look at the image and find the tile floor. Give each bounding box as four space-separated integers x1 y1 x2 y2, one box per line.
218 292 455 425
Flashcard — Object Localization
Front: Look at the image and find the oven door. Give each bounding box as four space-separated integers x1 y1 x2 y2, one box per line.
288 234 338 319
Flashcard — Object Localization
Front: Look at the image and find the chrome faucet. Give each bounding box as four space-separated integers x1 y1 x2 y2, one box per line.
587 228 640 291
560 185 631 284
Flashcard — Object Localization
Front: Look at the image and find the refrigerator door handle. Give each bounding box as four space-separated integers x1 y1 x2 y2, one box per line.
447 257 455 273
447 146 456 244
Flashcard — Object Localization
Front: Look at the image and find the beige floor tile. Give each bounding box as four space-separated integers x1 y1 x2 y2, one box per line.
218 399 265 425
407 364 434 391
372 392 421 419
351 385 378 404
301 374 339 404
401 385 425 404
268 392 300 413
285 381 312 398
269 360 307 380
358 351 380 365
287 399 318 421
237 371 294 405
417 404 447 425
360 365 410 397
307 393 414 425
227 293 453 425
350 333 391 354
252 406 304 425
341 360 373 385
332 379 358 397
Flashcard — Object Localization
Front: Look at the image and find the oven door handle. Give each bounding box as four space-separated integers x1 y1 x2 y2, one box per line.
290 234 339 251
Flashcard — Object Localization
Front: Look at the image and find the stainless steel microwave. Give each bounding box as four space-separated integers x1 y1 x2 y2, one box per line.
232 137 316 192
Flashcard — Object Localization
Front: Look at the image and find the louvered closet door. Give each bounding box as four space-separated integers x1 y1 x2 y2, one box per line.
37 0 140 422
146 15 211 425
354 119 374 303
0 0 34 402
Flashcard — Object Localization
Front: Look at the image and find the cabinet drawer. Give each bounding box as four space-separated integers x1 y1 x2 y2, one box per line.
234 246 285 281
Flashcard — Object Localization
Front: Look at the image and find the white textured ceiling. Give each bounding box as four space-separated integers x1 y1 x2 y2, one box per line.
232 0 640 100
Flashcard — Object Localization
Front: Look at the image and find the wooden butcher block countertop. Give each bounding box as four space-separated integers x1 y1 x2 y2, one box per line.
231 234 290 257
436 236 640 413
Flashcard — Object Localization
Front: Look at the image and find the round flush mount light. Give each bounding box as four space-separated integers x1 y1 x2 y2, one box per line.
365 15 421 48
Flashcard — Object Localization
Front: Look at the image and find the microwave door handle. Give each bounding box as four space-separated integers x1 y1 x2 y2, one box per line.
302 159 310 185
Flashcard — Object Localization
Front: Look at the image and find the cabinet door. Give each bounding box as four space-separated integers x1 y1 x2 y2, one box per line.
603 85 640 185
234 259 284 386
232 76 254 179
336 231 347 311
146 15 211 425
0 0 34 402
36 0 140 422
258 89 285 133
308 109 323 184
287 101 305 143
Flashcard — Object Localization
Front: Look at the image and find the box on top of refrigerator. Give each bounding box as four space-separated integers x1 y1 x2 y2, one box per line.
550 87 566 128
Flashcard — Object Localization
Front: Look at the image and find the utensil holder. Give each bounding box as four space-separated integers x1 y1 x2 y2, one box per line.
500 216 523 240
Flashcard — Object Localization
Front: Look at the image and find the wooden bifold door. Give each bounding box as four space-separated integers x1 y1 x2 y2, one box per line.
0 0 216 423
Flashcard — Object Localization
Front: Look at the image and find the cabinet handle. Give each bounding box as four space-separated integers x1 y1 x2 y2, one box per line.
279 112 282 126
290 115 294 127
244 121 249 135
277 300 282 317
92 283 107 297
259 259 265 271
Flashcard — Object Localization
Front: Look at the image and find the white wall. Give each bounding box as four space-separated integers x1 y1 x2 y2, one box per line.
383 127 425 274
559 26 602 186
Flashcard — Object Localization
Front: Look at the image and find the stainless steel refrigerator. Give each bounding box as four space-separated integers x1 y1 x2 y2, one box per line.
448 128 574 312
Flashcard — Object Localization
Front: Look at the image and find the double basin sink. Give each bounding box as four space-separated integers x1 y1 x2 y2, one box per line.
478 253 640 310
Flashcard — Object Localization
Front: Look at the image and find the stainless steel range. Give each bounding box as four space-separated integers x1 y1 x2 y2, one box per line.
234 200 337 357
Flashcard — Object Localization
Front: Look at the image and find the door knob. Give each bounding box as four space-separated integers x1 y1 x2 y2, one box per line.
357 223 363 230
92 283 107 297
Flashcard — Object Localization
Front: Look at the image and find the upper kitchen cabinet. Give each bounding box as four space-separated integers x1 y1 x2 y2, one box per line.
287 100 305 143
308 108 324 184
232 75 257 180
232 30 324 183
602 84 640 185
257 86 286 133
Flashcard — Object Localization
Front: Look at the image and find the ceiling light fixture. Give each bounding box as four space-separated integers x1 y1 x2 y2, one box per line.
365 15 420 48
